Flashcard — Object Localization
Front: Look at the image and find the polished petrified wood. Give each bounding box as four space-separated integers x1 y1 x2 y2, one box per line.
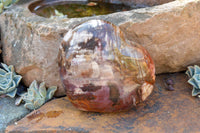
58 20 155 112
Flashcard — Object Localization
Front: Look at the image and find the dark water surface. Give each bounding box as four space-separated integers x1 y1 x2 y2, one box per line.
32 1 133 18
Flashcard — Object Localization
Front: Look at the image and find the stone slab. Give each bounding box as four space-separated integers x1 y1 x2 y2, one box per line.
0 97 30 133
6 73 200 133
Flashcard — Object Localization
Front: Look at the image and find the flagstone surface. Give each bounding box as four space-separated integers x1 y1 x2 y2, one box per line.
0 97 30 133
6 73 200 133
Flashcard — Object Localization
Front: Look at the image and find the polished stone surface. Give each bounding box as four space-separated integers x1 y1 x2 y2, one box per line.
59 20 155 112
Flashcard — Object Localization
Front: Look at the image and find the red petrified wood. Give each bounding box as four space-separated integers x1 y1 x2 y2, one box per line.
58 20 155 112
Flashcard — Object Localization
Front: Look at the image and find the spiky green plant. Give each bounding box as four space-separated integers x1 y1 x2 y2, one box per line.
186 65 200 96
22 80 57 110
0 3 3 13
0 0 19 13
0 63 22 98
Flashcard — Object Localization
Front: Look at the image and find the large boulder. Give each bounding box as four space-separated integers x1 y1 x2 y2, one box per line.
0 0 199 96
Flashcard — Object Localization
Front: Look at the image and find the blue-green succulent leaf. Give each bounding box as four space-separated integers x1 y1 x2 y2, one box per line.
0 73 5 78
6 88 17 98
29 80 37 90
186 66 194 78
22 94 34 103
39 82 46 98
24 103 35 110
0 69 7 75
34 99 45 109
22 80 57 110
8 65 14 73
1 63 11 72
186 65 200 97
190 75 200 89
188 78 199 89
0 89 4 94
6 81 16 93
5 71 13 79
33 81 38 91
13 75 22 85
192 87 200 96
27 89 34 97
0 76 12 91
0 79 9 90
0 63 21 97
194 65 200 75
29 81 39 97
1 73 14 91
46 86 57 101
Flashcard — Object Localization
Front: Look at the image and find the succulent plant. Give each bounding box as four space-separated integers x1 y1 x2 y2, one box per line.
186 65 200 96
0 3 3 13
0 63 22 98
22 80 57 110
0 0 19 13
1 0 12 8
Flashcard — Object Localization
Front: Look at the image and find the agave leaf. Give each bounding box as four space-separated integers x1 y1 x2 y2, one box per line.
6 88 17 98
39 82 47 98
46 86 57 101
192 87 200 96
186 66 194 78
194 65 200 75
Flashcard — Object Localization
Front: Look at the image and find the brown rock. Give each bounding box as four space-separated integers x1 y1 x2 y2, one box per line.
6 73 200 133
0 0 200 96
110 0 174 6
